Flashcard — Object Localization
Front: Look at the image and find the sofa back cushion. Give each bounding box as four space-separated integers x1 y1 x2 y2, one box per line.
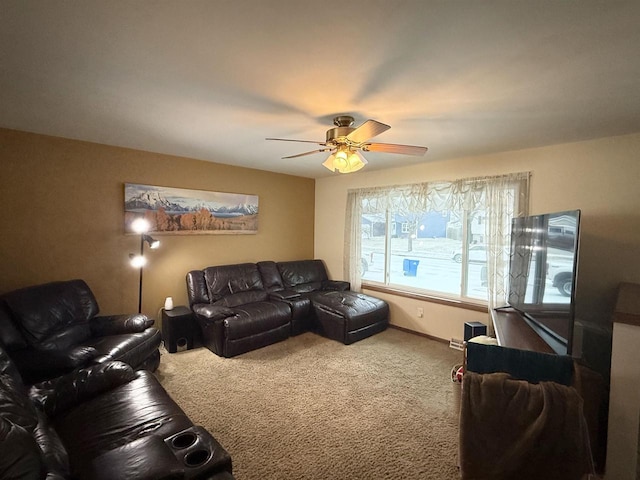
3 280 96 349
186 270 210 307
0 343 23 387
0 373 38 433
0 355 67 478
0 300 28 351
204 263 267 303
34 409 70 478
0 417 45 479
257 261 284 292
277 260 328 293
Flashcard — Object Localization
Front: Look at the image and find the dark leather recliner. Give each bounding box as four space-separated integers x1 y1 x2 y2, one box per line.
0 342 234 479
275 260 389 344
187 263 292 358
0 279 161 384
187 259 389 358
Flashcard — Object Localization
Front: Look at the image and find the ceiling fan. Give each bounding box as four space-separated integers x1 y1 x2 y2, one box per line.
266 115 428 173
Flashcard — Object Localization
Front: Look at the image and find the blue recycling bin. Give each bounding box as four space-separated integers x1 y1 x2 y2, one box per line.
403 259 420 276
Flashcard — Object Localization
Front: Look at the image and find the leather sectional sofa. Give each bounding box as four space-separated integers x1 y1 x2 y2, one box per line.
0 342 234 479
186 259 389 358
0 278 235 479
0 279 162 384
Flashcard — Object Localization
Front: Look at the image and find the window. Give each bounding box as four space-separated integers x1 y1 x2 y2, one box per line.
344 173 530 310
361 207 489 301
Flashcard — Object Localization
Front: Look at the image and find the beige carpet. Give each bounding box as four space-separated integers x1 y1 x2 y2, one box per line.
156 327 462 480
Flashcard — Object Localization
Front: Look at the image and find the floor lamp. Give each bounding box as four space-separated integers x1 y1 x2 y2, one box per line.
129 218 160 314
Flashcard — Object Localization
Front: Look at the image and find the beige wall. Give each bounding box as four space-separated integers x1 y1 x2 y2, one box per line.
2 126 638 342
0 129 315 323
315 132 640 342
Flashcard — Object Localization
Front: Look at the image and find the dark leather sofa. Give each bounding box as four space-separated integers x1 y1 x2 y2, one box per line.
187 259 389 358
0 279 161 384
0 342 234 479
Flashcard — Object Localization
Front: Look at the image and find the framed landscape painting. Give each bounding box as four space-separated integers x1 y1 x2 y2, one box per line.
124 183 259 234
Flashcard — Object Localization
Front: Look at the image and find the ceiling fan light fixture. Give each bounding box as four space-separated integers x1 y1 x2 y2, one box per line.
328 148 365 174
267 115 427 173
339 152 364 174
333 149 349 171
322 154 336 172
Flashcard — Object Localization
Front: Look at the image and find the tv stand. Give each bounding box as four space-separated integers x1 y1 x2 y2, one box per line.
491 308 555 354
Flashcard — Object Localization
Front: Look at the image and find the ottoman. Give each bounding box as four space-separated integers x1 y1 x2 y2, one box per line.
310 290 389 344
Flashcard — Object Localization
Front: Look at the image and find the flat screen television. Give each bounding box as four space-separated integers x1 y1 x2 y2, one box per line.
507 209 581 355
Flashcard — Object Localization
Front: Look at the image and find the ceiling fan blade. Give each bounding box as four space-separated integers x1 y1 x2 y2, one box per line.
346 119 390 143
282 148 330 159
363 142 428 156
266 137 326 145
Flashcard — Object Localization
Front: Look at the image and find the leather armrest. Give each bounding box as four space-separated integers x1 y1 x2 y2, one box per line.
29 361 136 417
81 435 185 480
11 346 98 384
269 290 301 300
322 280 350 291
192 304 236 322
90 314 154 336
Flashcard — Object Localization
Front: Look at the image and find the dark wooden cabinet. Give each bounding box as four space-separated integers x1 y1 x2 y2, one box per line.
162 306 200 353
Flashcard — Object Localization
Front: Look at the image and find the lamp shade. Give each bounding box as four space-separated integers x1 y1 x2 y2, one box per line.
129 253 147 268
333 150 349 171
322 149 367 174
131 218 150 234
143 235 160 249
341 151 366 173
322 154 336 172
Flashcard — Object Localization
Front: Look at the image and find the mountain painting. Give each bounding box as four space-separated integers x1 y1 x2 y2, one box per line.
124 183 258 234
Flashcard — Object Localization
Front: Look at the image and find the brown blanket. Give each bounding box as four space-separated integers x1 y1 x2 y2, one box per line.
459 371 593 480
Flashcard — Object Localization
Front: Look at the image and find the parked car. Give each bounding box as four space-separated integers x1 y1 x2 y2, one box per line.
547 225 576 250
547 260 574 297
452 245 487 264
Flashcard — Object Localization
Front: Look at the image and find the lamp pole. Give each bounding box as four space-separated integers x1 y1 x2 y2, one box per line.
138 233 144 314
129 218 160 315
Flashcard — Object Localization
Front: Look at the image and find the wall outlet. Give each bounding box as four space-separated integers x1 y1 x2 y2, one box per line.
417 307 424 318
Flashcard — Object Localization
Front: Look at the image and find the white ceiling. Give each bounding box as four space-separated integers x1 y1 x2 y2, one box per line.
2 1 640 178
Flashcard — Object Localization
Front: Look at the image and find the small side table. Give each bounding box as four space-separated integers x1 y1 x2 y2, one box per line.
162 306 199 353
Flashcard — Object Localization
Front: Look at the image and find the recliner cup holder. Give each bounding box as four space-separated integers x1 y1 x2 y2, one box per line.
171 431 197 449
164 426 230 478
184 449 211 467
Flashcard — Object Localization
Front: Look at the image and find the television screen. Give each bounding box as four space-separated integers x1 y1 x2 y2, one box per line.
507 209 581 355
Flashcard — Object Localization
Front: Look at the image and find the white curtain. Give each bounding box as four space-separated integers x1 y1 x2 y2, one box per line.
344 189 363 291
344 172 531 332
344 186 397 291
481 173 530 334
